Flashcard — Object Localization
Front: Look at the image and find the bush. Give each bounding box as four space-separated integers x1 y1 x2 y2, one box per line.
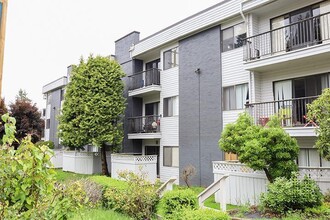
103 169 159 220
260 172 323 214
35 140 55 149
159 188 197 217
0 114 89 219
324 189 330 203
180 208 230 220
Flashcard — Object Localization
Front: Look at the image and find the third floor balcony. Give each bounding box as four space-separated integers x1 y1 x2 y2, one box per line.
128 68 161 97
243 12 330 71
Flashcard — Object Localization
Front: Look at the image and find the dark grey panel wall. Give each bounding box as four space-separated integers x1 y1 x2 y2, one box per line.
49 89 62 149
115 32 142 153
179 26 224 187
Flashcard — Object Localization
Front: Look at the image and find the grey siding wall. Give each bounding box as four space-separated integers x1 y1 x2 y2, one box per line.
179 26 223 186
115 32 142 153
49 89 62 148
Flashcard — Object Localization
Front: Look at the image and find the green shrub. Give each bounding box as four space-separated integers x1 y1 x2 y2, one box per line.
260 172 323 214
159 188 197 217
324 189 330 203
0 114 89 219
35 140 55 149
103 169 159 220
180 208 230 220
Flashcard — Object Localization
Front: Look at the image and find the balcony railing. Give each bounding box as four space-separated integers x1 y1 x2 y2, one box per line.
127 115 160 133
245 96 318 127
128 68 160 91
243 12 330 61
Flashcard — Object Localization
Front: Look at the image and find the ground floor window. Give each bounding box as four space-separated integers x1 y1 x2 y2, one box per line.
163 146 179 167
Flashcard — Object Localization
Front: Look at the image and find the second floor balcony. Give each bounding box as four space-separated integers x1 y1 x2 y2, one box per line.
246 96 318 136
243 12 330 71
128 68 161 97
127 115 161 139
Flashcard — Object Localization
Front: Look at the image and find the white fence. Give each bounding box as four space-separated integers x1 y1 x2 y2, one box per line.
50 149 63 168
213 161 330 206
111 154 157 183
63 151 111 174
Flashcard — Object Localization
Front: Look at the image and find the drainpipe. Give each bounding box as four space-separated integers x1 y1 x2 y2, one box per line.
240 1 246 22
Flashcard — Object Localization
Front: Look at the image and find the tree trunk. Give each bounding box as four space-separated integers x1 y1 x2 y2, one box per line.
101 144 109 176
263 168 273 183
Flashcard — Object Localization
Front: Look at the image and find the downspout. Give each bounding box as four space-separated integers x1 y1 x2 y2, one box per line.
240 1 246 22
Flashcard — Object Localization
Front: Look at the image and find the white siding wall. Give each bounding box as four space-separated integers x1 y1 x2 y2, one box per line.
222 48 249 87
159 47 179 183
45 104 51 141
223 110 245 128
222 46 250 128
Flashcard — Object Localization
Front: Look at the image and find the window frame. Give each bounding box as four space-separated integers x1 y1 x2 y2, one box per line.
46 119 50 129
163 146 179 167
163 96 178 117
221 23 246 52
163 47 179 70
223 83 249 111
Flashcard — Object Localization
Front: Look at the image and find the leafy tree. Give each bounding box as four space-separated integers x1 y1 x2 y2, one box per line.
9 91 44 145
219 112 299 183
59 55 126 176
307 88 330 161
15 89 31 102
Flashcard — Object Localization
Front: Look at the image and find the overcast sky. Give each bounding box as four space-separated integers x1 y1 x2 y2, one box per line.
3 0 221 110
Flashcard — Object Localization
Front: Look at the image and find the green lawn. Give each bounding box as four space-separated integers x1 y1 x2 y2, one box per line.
69 208 132 220
54 169 93 182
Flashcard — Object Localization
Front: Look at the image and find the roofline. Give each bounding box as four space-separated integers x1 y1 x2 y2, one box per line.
137 0 231 44
115 31 140 43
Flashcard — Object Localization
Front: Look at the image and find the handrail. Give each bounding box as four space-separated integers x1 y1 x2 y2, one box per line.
156 176 177 198
243 11 330 42
197 174 229 212
245 96 319 107
128 68 160 78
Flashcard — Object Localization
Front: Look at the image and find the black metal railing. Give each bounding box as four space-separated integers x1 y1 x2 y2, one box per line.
243 12 330 61
128 68 160 91
127 115 161 133
245 96 318 127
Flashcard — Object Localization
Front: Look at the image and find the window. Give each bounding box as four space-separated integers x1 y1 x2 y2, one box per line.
223 84 248 110
163 47 179 70
163 96 178 117
60 89 65 101
163 146 179 167
222 23 246 52
46 119 50 129
47 93 52 105
271 4 321 52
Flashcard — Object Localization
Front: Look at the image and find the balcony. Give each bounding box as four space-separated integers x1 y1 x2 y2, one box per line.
128 68 161 97
245 96 318 136
243 12 330 71
127 115 161 139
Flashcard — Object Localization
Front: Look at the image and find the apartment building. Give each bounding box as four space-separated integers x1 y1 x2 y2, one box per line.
115 0 330 186
42 66 71 149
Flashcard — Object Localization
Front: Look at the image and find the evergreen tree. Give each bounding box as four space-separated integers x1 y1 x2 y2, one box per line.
59 55 126 176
